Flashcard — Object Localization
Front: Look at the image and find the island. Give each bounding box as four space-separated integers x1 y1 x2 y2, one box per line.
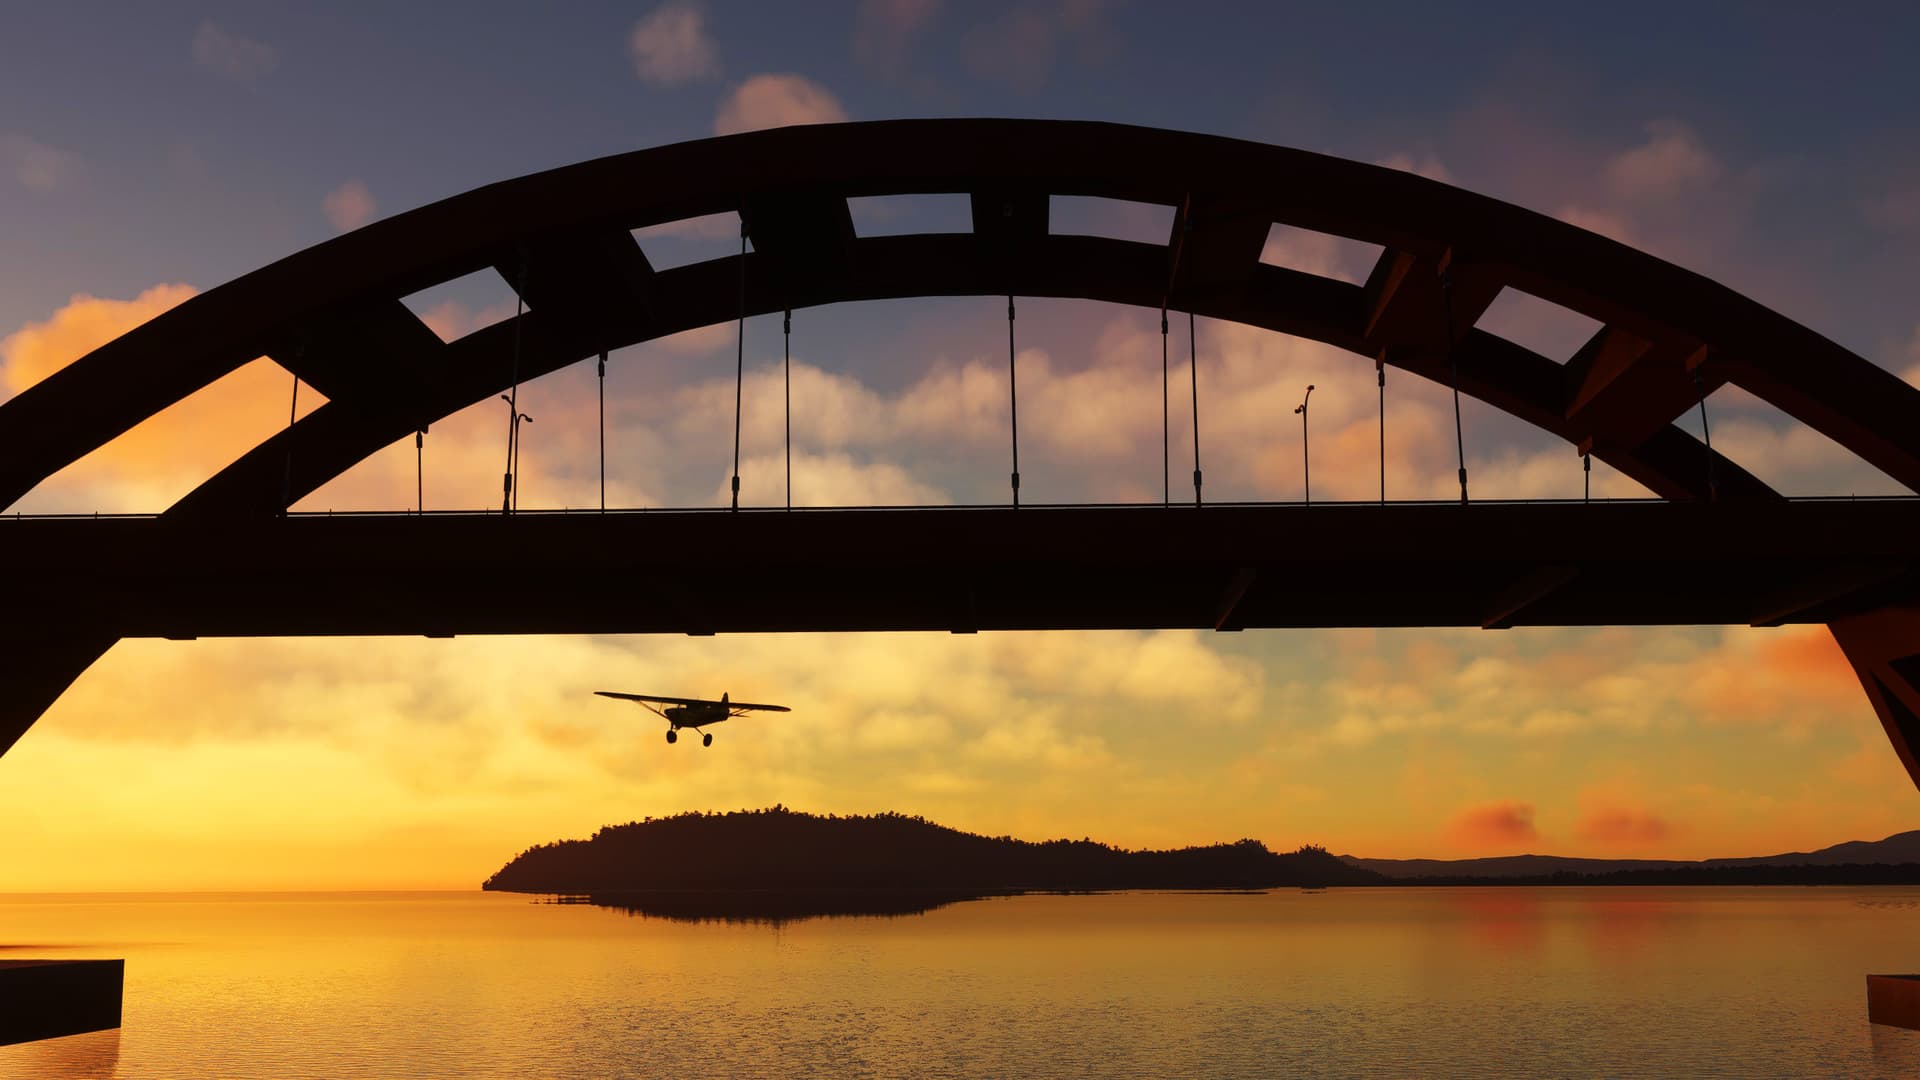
482 807 1379 922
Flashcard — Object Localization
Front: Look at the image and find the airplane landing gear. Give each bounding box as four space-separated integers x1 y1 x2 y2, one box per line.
666 728 678 744
702 732 713 747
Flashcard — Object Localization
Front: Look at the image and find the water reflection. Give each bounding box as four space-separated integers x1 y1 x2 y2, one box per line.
1580 894 1683 961
1449 889 1548 955
5 1028 120 1079
5 888 1920 1078
1871 1021 1920 1074
581 887 1014 925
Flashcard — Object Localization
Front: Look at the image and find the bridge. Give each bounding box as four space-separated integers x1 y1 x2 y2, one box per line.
3 119 1920 787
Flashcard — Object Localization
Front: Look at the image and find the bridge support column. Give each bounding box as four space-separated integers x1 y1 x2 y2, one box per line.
1830 608 1920 792
0 636 114 758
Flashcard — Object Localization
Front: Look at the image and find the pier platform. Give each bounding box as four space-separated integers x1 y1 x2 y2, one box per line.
0 959 124 1045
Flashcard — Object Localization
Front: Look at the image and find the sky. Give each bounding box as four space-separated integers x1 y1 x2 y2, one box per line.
4 1 1920 890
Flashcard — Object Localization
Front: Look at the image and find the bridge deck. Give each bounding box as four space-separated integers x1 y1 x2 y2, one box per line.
5 502 1917 639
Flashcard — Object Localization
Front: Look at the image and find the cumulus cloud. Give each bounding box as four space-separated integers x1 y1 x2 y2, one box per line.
633 210 741 243
597 303 1656 510
2 285 198 397
1553 205 1636 245
0 285 337 514
629 2 719 84
724 450 948 507
1864 185 1920 233
1448 800 1539 849
961 8 1059 91
323 180 376 232
1 134 80 191
1899 325 1920 387
958 0 1114 91
1605 120 1721 202
855 0 941 73
1261 225 1380 284
1375 151 1453 184
1575 805 1673 849
412 297 519 343
1430 100 1760 273
1284 621 1870 762
713 74 847 136
192 21 277 81
1681 624 1861 730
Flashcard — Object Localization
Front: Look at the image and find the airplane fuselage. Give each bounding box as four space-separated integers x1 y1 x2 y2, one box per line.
664 704 729 729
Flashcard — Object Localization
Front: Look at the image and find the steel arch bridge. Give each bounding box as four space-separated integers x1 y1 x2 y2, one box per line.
4 119 1920 786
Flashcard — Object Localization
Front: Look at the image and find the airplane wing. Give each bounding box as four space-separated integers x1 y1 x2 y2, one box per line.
594 691 790 712
595 691 717 707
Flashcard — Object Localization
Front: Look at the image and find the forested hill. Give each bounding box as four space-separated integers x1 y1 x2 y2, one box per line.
482 807 1383 892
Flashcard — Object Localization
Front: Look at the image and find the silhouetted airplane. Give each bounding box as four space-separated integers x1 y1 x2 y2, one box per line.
593 691 790 746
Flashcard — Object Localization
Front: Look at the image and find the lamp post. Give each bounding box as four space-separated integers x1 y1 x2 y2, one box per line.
500 395 533 514
1293 384 1315 505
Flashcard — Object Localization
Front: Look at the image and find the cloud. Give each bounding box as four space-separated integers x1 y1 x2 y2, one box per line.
1680 625 1862 731
191 22 277 81
629 2 719 84
1604 120 1721 202
956 0 1115 90
723 450 949 507
1375 151 1453 184
855 0 941 73
413 298 519 343
654 322 735 355
961 8 1059 91
1 134 80 191
2 285 198 397
714 74 847 136
619 304 1655 509
1864 186 1920 233
1431 99 1762 275
1285 620 1873 759
324 180 376 232
1553 205 1636 245
633 210 741 244
0 285 339 514
1261 225 1379 284
1574 805 1673 850
1448 800 1539 850
10 621 1273 887
968 712 1112 769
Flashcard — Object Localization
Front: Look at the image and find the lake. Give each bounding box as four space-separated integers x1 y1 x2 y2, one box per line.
4 888 1920 1078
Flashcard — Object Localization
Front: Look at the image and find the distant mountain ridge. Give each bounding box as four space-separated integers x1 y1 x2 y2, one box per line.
1339 830 1920 879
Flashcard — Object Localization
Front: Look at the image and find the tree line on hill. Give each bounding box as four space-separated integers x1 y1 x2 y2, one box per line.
482 806 1382 893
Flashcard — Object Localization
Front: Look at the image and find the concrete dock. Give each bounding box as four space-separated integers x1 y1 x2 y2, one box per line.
0 959 124 1045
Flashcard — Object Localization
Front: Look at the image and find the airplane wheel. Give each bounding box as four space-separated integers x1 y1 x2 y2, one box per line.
666 729 678 744
702 733 713 747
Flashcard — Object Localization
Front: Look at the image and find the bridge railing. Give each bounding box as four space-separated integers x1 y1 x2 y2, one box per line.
5 493 1919 522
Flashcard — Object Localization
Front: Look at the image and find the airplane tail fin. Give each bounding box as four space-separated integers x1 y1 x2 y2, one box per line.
721 692 729 705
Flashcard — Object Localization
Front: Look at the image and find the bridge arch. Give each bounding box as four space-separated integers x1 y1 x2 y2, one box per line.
4 119 1920 784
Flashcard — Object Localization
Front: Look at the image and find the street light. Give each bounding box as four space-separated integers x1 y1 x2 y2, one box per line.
500 395 533 514
1293 384 1315 505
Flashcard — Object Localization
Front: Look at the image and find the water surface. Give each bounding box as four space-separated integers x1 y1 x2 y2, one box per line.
4 887 1920 1078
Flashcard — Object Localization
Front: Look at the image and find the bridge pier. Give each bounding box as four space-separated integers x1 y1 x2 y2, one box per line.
1830 608 1920 792
0 636 113 758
